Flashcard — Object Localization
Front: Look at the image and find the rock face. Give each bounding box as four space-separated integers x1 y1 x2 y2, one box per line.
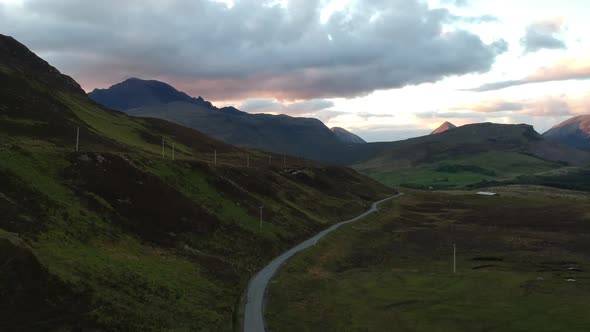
543 115 590 150
430 121 457 135
331 127 367 144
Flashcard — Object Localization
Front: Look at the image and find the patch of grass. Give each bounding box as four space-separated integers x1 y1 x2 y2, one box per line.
365 151 559 188
267 187 590 332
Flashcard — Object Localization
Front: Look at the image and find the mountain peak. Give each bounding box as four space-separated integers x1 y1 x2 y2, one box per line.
331 127 367 144
0 34 85 95
543 114 590 150
88 78 215 111
430 121 457 135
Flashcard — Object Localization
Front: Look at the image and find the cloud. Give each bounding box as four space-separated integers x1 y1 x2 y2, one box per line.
521 19 566 53
238 98 394 123
416 110 489 119
467 57 590 92
0 0 506 101
356 112 394 120
450 95 585 117
239 98 334 115
353 125 431 142
458 14 499 24
441 0 472 8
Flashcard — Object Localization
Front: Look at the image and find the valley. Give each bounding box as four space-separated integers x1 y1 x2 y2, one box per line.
1 25 590 332
266 187 590 332
0 34 393 331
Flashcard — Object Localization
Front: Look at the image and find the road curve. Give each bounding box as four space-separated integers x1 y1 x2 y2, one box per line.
243 193 404 332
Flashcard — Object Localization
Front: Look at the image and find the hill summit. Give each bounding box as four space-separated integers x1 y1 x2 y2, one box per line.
331 127 366 144
88 77 214 111
543 114 590 150
430 121 457 135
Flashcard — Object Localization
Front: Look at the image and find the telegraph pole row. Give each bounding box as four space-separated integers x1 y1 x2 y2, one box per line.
453 243 457 273
76 126 80 152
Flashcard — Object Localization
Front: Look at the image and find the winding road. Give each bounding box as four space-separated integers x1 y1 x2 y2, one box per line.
243 193 404 332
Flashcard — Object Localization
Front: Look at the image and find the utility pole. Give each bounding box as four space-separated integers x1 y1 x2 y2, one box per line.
283 156 286 168
172 143 175 161
214 150 217 166
247 155 250 168
259 206 264 229
453 243 457 273
162 137 165 158
75 127 79 152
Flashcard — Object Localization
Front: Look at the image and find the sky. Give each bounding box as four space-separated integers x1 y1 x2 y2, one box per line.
1 0 589 141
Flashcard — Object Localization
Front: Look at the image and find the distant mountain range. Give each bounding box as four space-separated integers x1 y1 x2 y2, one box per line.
88 78 590 183
351 122 590 188
89 78 365 162
543 115 590 150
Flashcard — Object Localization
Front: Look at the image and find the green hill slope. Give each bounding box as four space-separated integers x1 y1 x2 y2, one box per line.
0 34 393 331
352 123 590 188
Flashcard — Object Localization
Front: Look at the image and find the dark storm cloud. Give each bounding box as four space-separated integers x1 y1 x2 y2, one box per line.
1 0 506 100
521 20 566 53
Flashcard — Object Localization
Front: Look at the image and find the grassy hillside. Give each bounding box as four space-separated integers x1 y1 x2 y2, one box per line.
267 187 590 331
0 35 393 331
352 123 590 189
471 167 590 192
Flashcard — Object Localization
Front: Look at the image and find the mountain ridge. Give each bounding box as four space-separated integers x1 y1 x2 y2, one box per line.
0 33 84 95
89 78 352 162
331 127 367 144
352 122 590 188
88 77 215 111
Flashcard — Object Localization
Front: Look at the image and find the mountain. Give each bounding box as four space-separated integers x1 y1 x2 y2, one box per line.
88 78 215 110
430 121 457 135
543 115 590 150
89 78 348 163
352 122 590 188
331 127 367 144
0 34 84 95
0 35 393 331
